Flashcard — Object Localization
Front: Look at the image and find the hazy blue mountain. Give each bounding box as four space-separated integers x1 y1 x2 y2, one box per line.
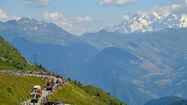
144 96 187 105
81 29 143 49
76 47 152 105
0 17 80 45
0 18 98 77
79 28 187 105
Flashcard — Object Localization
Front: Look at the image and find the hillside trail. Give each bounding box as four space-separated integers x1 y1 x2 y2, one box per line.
0 70 65 105
22 89 52 105
22 74 64 105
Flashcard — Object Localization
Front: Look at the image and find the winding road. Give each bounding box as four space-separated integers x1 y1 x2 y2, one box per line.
22 89 52 105
0 70 65 105
22 74 64 105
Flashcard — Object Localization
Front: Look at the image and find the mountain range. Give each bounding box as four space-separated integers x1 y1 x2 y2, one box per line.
80 28 187 105
109 12 187 34
0 16 187 105
0 18 98 77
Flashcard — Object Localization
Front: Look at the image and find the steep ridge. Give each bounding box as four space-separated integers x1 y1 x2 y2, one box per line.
0 36 44 71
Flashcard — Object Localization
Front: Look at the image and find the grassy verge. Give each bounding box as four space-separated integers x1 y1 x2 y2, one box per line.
79 84 126 105
0 74 45 105
49 81 126 105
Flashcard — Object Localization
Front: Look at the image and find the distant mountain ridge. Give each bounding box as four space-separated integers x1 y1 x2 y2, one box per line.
0 17 80 45
80 28 187 105
109 13 187 34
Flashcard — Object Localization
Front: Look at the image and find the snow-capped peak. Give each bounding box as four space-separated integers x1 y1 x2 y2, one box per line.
110 13 187 34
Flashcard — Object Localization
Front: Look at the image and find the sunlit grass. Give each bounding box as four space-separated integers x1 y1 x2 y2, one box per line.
49 81 126 105
0 74 45 105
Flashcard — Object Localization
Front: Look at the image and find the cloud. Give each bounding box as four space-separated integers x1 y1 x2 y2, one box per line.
0 9 21 22
43 11 72 30
100 0 138 5
144 0 186 15
115 0 137 5
149 0 187 16
155 0 187 13
43 11 98 35
170 0 187 13
76 16 93 23
23 0 50 7
100 0 113 5
171 4 182 10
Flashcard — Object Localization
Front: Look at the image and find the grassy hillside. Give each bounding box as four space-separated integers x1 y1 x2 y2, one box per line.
79 85 125 105
49 81 126 105
0 74 45 105
0 36 45 71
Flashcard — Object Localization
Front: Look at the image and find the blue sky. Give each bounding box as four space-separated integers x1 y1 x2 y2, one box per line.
0 0 184 35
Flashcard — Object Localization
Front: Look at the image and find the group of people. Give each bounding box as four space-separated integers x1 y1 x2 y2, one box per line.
29 74 65 105
0 70 66 105
30 85 42 103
